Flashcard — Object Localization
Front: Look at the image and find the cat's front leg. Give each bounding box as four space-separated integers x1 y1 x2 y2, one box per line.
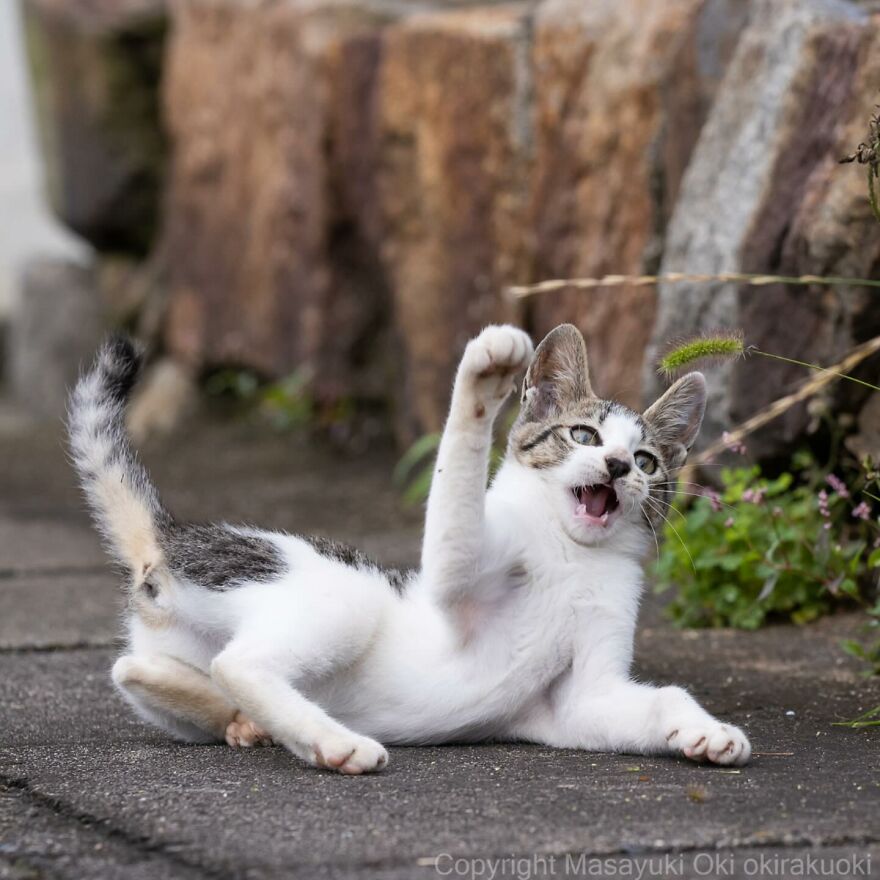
545 681 751 766
421 325 533 606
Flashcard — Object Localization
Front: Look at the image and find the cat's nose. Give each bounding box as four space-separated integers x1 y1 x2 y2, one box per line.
605 455 631 480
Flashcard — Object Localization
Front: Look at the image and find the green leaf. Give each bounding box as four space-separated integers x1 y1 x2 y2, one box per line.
393 433 441 488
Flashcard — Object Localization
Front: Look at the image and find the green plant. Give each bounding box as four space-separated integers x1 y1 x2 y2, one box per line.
653 453 879 630
260 370 315 430
394 412 515 506
393 432 441 506
833 705 880 729
202 367 320 431
840 100 880 224
658 333 880 395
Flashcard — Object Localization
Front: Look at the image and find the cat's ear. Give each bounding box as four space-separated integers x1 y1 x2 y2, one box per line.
520 324 593 422
643 372 707 471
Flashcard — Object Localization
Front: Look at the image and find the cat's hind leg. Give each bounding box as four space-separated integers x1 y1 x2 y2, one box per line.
211 644 388 774
209 586 390 775
112 653 237 744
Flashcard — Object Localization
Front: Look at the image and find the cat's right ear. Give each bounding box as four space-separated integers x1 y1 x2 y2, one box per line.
520 324 593 422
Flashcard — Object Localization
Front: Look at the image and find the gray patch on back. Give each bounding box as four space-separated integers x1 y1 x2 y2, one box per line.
162 523 287 590
305 535 411 595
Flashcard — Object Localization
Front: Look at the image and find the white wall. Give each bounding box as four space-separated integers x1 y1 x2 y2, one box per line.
0 1 88 317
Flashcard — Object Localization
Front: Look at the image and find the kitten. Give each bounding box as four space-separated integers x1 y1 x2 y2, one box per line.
68 324 750 774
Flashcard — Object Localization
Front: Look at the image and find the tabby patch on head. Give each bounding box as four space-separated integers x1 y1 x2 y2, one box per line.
508 324 707 539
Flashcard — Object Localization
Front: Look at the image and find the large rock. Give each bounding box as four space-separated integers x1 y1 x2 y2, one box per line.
161 0 395 406
733 22 880 456
374 4 534 439
9 258 105 419
645 0 875 457
22 0 168 253
529 0 748 407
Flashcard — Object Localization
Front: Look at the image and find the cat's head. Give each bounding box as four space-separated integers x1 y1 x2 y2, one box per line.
507 324 706 547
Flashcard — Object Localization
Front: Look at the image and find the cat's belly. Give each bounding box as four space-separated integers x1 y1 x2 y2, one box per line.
307 594 576 744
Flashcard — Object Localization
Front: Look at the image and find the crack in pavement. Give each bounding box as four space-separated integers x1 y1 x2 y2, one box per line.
0 776 232 880
0 641 119 655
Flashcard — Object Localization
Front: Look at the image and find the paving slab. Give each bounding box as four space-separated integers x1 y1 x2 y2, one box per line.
0 572 119 650
1 632 878 878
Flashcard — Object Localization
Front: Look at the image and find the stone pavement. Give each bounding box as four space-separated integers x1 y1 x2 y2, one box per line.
1 408 878 880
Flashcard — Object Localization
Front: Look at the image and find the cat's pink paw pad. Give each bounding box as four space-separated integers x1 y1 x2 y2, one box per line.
225 712 273 748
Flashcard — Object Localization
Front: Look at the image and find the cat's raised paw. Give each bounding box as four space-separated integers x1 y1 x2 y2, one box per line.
458 325 534 411
667 722 751 766
312 732 389 775
226 711 273 748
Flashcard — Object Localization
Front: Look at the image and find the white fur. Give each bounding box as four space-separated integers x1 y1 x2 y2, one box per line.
111 326 750 773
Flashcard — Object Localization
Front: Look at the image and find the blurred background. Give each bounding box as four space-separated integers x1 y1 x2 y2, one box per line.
0 0 876 454
1 0 880 634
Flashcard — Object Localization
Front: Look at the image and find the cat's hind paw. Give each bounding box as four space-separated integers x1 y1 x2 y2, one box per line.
667 722 751 766
226 712 273 748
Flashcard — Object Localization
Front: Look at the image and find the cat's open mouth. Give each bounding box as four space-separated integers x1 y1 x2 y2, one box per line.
572 483 620 527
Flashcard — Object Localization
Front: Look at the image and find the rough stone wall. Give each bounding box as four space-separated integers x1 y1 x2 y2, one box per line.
161 0 396 408
530 0 748 407
646 0 879 457
21 0 880 449
373 4 533 439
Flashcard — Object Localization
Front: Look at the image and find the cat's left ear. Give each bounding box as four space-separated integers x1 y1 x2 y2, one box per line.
643 372 707 471
520 323 594 422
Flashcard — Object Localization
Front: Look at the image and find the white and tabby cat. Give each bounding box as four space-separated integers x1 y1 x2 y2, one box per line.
68 324 750 774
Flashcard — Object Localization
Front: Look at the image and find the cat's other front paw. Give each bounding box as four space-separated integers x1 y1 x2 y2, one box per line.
667 722 751 766
226 711 273 748
458 325 533 415
311 732 389 775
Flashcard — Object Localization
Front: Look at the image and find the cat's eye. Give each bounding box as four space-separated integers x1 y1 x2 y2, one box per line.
570 425 601 447
635 451 658 474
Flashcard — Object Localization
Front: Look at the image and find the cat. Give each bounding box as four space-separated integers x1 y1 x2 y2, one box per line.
67 323 750 774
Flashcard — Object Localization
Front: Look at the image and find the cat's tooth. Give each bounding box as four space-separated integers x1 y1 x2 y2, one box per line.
576 504 587 516
600 512 609 524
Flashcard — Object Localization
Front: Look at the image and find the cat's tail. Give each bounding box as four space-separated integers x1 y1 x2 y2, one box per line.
67 336 170 574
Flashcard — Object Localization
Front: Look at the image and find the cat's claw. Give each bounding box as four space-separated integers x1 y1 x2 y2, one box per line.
667 722 751 766
311 732 389 775
226 712 273 748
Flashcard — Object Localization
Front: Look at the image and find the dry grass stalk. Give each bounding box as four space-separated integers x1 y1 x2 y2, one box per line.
507 272 880 299
692 335 880 467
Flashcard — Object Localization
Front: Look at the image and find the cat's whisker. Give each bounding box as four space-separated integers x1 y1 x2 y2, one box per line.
643 496 697 575
639 501 662 562
650 495 688 521
651 488 738 514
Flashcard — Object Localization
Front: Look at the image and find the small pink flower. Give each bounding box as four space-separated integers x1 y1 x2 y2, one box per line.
823 522 832 530
852 501 871 521
773 506 783 517
724 517 735 528
826 474 850 498
742 488 765 506
696 485 723 512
